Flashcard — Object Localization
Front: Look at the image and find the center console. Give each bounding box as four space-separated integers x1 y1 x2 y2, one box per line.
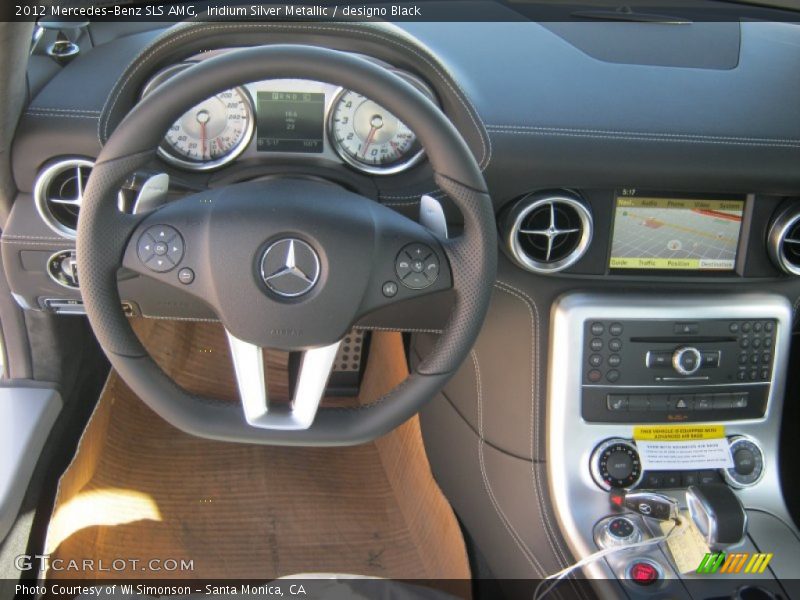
548 293 800 598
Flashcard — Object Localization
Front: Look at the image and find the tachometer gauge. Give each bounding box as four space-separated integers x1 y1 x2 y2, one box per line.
328 73 434 175
142 63 254 171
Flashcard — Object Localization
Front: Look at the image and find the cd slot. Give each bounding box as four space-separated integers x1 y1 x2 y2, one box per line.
629 336 736 344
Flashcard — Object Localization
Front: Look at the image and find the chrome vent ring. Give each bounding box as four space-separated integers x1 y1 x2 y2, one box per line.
769 206 800 276
504 192 593 273
34 158 94 239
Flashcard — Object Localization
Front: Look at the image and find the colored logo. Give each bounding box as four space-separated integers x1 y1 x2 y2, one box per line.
696 552 773 575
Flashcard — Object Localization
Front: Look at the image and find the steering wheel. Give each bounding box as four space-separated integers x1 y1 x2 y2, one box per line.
77 45 496 446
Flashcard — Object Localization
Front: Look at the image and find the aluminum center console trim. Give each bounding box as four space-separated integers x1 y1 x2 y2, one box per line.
547 293 795 579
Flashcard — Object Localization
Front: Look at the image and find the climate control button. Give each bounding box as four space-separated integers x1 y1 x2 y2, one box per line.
722 436 764 488
591 438 642 490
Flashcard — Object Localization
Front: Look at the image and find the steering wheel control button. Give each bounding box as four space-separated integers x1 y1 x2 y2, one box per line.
178 268 195 285
396 243 439 289
138 225 183 272
382 281 398 297
260 238 320 298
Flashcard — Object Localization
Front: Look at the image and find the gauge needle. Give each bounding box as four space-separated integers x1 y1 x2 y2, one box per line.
196 110 211 159
361 114 383 158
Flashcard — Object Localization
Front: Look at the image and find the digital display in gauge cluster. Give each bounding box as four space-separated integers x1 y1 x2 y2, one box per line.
256 91 325 153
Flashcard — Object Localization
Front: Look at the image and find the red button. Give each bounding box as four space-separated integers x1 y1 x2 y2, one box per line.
628 561 659 586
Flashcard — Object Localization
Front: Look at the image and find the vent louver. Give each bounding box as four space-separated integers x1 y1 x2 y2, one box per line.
34 158 94 238
504 192 593 273
769 207 800 276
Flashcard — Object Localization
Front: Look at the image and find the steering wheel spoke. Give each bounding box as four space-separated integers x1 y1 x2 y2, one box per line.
226 331 341 431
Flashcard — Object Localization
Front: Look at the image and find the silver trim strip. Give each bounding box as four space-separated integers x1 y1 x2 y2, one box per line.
547 293 795 579
226 331 340 430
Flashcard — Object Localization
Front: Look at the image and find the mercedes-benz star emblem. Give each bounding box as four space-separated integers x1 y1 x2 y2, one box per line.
260 238 321 298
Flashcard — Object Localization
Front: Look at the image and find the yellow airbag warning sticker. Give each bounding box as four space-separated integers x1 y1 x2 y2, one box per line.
634 424 725 441
634 425 733 471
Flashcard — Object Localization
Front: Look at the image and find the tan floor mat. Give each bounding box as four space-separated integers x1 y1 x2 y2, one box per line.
44 322 469 594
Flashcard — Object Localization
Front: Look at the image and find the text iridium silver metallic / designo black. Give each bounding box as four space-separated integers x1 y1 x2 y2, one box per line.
547 294 796 585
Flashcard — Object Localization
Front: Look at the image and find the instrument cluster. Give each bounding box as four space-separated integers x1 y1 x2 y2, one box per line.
139 57 436 176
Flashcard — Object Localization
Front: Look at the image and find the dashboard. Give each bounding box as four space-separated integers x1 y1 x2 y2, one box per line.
5 16 800 596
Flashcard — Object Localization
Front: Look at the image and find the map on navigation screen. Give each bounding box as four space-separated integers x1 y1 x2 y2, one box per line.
610 195 744 271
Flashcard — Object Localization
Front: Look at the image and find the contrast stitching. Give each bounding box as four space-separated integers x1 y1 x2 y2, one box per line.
486 124 800 144
99 23 490 168
24 112 100 120
353 325 443 334
0 240 73 246
493 282 567 568
2 234 73 241
137 314 220 323
473 349 546 576
487 126 800 148
26 107 102 115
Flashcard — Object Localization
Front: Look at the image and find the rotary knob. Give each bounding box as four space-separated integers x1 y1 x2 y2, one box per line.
722 435 765 488
590 438 643 490
672 346 702 376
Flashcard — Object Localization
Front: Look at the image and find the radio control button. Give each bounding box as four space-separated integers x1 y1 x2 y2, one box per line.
590 338 604 351
608 338 623 352
589 354 603 367
694 395 713 410
646 351 672 368
648 395 668 411
606 370 621 383
764 321 775 333
753 322 762 333
590 322 605 336
672 347 702 375
608 354 622 368
729 322 740 333
588 369 602 383
607 395 628 411
712 394 733 409
701 351 720 368
741 322 752 333
731 393 748 408
740 338 751 349
674 322 699 335
667 394 693 411
609 322 624 336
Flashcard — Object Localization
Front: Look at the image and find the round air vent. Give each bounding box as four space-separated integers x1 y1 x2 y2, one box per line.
768 206 800 275
503 191 593 273
34 158 93 238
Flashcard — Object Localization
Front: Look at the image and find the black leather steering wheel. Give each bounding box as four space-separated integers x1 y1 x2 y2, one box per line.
77 45 496 446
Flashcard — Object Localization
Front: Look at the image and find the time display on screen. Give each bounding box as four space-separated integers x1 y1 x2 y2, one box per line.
256 91 325 153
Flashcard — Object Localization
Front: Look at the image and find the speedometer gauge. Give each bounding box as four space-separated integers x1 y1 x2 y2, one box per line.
328 73 434 175
142 63 254 171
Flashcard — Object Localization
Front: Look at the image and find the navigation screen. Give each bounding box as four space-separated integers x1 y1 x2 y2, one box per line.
610 193 745 271
256 91 324 153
